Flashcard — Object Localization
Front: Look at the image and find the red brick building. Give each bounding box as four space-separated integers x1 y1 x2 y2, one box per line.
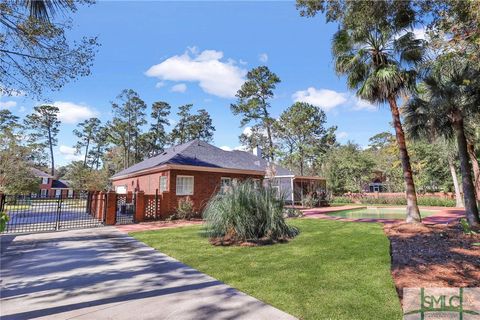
31 168 73 198
111 140 325 216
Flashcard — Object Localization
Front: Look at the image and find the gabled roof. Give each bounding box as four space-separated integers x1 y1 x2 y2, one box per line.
52 180 71 189
111 139 293 179
31 167 54 179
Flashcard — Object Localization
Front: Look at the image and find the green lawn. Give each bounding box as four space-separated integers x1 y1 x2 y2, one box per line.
131 219 402 320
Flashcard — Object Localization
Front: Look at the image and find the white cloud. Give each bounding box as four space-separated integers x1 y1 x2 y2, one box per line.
155 81 166 88
171 83 187 93
53 101 98 124
412 27 427 40
259 53 268 63
0 100 17 108
145 47 247 98
292 87 347 111
242 126 252 136
337 131 348 139
352 98 377 111
59 145 83 161
219 145 247 152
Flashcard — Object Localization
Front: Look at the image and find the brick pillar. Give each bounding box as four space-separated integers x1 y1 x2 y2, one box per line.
98 191 105 220
92 191 98 217
126 191 133 204
134 191 145 223
105 191 117 225
160 192 169 218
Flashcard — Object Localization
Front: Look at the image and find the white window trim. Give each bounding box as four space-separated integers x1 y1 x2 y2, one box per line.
159 176 168 193
220 177 232 194
42 177 49 184
40 189 48 197
176 175 194 196
115 185 127 194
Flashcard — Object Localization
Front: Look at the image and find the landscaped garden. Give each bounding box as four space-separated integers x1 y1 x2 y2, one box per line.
132 219 403 320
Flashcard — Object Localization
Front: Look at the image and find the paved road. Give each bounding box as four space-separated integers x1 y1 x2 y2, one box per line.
0 228 295 320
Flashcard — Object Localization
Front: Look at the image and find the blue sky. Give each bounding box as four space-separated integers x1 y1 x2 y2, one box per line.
1 1 396 166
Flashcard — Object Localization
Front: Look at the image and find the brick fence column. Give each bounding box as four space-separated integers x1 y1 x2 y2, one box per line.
134 191 145 223
105 191 117 225
98 191 105 220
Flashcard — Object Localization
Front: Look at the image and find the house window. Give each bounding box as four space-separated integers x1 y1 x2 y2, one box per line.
220 177 232 194
67 189 74 198
159 176 168 193
42 177 49 184
115 185 127 194
40 189 48 197
176 176 194 195
55 189 62 198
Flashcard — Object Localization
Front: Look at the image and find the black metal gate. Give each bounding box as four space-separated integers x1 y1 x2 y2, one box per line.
115 193 134 225
0 193 105 234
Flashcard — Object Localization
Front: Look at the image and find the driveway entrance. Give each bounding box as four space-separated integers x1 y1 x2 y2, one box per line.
0 228 295 320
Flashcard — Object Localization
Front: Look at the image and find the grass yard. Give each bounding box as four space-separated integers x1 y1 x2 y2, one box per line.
131 219 402 320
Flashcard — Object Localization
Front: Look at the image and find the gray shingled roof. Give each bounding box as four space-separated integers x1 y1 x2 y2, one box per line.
112 139 293 178
30 167 53 178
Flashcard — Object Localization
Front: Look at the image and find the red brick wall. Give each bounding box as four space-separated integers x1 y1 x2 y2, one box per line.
112 169 263 217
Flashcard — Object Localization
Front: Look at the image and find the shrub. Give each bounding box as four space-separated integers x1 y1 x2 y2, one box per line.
203 181 299 244
284 208 303 218
330 196 355 204
356 196 456 207
175 196 196 220
302 193 319 208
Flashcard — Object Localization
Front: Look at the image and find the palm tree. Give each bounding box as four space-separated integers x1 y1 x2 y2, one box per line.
332 25 424 223
403 57 480 227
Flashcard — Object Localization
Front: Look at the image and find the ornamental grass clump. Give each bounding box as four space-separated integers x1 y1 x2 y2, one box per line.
203 181 299 245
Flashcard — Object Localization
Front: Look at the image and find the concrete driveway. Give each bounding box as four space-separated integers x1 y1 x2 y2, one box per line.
0 227 295 320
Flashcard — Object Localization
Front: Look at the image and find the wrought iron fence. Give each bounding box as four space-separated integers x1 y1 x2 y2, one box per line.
115 193 134 224
0 192 104 234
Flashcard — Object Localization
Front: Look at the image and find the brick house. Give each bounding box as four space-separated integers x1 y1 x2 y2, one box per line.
111 140 326 216
31 168 74 198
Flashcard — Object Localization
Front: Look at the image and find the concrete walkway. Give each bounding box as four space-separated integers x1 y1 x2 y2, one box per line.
0 228 295 320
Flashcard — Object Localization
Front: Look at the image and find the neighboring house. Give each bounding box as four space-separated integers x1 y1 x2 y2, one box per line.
31 168 74 198
364 170 388 193
111 140 325 216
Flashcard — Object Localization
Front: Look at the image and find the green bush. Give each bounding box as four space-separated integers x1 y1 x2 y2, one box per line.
417 197 456 207
284 208 303 218
175 196 196 220
358 196 456 207
330 196 355 204
302 193 319 208
203 181 299 243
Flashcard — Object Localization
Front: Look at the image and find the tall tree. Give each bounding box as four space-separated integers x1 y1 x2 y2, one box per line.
109 89 147 168
169 104 216 144
404 56 480 227
147 101 171 156
297 0 424 222
73 117 101 167
231 66 280 162
0 1 99 98
238 124 270 156
24 105 60 176
331 26 424 222
275 102 335 176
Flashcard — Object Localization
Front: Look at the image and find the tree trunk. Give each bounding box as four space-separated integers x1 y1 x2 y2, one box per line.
448 156 464 208
452 112 479 227
467 141 480 200
47 127 55 176
83 138 90 168
388 97 421 223
299 146 304 176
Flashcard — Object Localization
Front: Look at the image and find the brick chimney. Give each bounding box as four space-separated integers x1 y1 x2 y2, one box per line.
253 146 262 158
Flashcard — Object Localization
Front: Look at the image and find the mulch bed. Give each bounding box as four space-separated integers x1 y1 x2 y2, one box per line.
384 222 480 302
